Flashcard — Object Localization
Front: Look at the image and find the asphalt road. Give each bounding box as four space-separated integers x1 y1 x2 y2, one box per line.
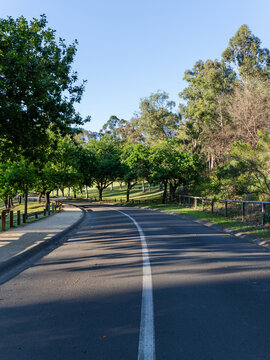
1 203 270 359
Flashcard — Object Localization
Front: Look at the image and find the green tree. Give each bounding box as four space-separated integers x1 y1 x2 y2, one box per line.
222 24 270 80
99 116 128 142
90 139 122 201
121 144 150 201
149 143 201 203
216 132 270 200
179 59 236 170
0 14 89 160
2 158 37 215
137 91 180 144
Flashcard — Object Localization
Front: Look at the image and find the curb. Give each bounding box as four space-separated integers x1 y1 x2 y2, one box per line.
0 204 87 276
129 205 270 251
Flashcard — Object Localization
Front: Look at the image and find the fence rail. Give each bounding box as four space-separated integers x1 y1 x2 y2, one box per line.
0 201 62 231
178 195 270 226
87 196 270 227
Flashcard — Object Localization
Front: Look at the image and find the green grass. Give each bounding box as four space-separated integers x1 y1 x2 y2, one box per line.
0 201 45 213
0 201 56 231
134 201 270 240
71 182 163 201
65 182 270 241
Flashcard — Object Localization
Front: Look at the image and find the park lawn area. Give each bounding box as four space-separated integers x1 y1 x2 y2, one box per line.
0 201 47 231
74 182 163 201
132 201 270 241
0 201 45 213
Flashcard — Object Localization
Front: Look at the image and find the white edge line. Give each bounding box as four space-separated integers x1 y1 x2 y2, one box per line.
115 209 156 360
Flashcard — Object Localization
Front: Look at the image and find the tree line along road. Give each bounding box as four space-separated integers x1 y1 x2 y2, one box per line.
0 203 270 359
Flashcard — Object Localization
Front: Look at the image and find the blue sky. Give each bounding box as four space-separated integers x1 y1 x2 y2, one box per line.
2 0 270 132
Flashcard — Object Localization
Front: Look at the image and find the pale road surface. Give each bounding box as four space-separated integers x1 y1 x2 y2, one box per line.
1 203 270 359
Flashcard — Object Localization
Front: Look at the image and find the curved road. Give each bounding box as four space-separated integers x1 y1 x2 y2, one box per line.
1 203 270 359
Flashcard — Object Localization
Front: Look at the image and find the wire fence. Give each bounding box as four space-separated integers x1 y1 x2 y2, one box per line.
178 195 270 226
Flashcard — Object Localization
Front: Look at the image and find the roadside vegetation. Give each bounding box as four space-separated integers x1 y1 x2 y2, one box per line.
1 16 270 239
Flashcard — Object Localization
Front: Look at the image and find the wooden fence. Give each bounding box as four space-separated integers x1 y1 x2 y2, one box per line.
0 201 63 231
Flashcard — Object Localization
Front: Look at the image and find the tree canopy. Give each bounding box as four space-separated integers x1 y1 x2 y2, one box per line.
0 14 89 159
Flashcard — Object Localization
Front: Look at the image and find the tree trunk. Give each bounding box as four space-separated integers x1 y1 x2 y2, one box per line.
24 188 28 217
148 183 151 192
60 187 65 197
74 190 77 199
169 182 179 202
38 192 43 203
110 183 113 191
18 195 22 205
99 188 103 201
7 195 12 208
85 185 89 199
126 188 130 202
126 181 131 202
142 180 145 193
119 182 122 190
67 187 70 198
162 180 168 204
4 199 8 209
56 187 59 197
169 182 173 201
45 192 50 207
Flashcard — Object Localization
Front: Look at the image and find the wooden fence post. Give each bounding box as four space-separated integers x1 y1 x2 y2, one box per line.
194 198 197 209
262 203 266 226
211 199 214 214
202 199 204 211
242 203 246 222
225 201 228 217
17 210 21 226
23 213 26 223
1 211 6 231
10 211 14 227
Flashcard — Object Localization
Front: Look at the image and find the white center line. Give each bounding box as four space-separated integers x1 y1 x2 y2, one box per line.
115 209 156 360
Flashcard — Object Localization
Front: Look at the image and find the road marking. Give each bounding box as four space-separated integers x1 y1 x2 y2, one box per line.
116 210 156 360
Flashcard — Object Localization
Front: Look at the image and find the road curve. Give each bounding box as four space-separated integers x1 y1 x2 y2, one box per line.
1 203 270 359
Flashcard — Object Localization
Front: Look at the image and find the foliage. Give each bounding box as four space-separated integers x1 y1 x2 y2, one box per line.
149 142 202 202
179 59 236 169
213 132 270 200
222 24 270 80
89 138 122 200
0 158 37 211
0 14 89 160
121 144 150 201
137 91 180 143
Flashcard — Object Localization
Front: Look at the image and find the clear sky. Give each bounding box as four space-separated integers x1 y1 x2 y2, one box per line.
2 0 270 132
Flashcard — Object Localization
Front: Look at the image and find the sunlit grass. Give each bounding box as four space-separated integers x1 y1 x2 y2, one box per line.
72 182 163 201
0 201 45 213
0 201 51 231
137 201 270 240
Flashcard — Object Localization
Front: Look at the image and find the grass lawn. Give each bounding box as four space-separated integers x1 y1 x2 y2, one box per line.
0 201 45 213
72 182 163 201
64 182 270 241
0 201 49 231
134 201 270 240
